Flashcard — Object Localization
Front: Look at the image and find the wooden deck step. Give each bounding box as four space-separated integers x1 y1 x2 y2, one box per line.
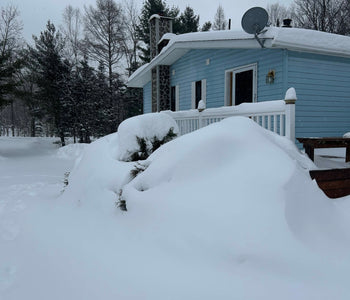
309 168 350 199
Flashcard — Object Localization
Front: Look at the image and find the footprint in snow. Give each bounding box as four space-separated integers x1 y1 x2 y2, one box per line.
0 266 17 291
0 218 20 241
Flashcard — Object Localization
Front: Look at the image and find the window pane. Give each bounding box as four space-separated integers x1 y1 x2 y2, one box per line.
170 86 176 111
195 80 202 108
235 70 253 105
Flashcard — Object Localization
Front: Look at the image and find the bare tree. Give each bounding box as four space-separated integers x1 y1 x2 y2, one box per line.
0 5 23 56
293 0 350 34
61 5 83 69
0 4 23 136
213 5 227 30
267 3 290 26
84 0 125 88
122 0 141 76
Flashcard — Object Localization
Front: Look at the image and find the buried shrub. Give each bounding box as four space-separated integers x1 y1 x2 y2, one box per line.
117 112 179 162
129 127 177 161
130 161 150 179
116 190 127 211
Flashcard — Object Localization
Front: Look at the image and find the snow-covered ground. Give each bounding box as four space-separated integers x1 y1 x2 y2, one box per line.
1 117 350 300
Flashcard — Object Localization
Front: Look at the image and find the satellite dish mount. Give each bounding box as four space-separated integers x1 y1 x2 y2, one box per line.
241 7 269 48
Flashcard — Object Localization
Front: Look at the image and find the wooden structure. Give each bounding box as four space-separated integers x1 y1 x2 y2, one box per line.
310 168 350 199
297 137 350 162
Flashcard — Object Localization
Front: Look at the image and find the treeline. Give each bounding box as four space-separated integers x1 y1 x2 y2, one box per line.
1 0 350 144
0 0 207 144
267 0 350 34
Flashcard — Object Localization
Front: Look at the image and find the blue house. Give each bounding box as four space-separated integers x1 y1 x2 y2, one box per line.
128 15 350 139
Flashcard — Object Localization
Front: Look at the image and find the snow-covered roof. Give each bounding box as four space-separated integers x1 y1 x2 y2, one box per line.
128 26 350 88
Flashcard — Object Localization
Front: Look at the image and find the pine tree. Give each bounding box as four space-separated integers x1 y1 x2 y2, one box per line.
137 0 179 63
93 62 113 136
201 21 212 31
71 58 97 142
27 21 69 145
0 50 21 107
177 6 199 34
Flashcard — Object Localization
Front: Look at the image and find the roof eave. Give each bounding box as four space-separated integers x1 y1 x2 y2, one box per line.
127 37 273 88
271 41 350 59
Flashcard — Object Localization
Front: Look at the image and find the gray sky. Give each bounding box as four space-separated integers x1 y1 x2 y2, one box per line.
5 0 294 43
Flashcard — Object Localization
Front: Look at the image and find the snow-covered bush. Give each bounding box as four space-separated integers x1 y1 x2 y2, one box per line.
116 112 179 162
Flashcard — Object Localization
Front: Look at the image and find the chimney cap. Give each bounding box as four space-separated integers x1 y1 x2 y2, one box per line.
282 18 292 28
149 14 174 22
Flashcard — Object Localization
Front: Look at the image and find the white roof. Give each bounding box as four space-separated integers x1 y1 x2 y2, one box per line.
128 27 350 87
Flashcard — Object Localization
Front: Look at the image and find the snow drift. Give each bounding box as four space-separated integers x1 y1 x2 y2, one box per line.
4 116 350 300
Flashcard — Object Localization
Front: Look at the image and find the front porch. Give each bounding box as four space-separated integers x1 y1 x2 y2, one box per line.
164 88 297 142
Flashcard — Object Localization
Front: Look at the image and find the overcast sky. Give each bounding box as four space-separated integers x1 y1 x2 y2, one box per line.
5 0 294 43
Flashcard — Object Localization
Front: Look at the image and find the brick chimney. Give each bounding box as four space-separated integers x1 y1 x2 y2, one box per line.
149 14 173 112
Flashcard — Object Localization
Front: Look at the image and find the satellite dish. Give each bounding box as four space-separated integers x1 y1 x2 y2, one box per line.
241 7 268 47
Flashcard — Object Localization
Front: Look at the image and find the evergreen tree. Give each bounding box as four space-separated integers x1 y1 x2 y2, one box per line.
201 21 212 31
177 6 199 34
93 62 113 136
137 0 179 63
27 21 69 145
0 49 21 107
70 57 97 142
15 65 42 137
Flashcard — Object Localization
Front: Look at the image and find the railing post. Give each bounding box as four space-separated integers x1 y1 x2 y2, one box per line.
198 100 206 129
284 87 297 142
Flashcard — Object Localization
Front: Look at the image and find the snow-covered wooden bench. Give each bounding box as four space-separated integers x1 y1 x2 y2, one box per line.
297 137 350 162
309 168 350 199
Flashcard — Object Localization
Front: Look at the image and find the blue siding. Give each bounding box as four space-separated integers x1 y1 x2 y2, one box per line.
142 47 350 140
143 81 151 114
170 48 285 109
287 51 350 137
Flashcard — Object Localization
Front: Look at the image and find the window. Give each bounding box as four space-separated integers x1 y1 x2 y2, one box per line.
225 63 257 106
170 85 179 111
191 79 206 109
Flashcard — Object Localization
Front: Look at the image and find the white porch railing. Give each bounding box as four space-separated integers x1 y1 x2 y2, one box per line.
164 88 297 141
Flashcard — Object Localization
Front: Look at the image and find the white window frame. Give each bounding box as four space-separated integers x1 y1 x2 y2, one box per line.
224 63 257 106
170 85 180 111
175 85 180 111
191 79 207 109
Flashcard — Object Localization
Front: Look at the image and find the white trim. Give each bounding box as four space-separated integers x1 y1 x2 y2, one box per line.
225 63 257 106
201 79 206 105
128 27 350 88
175 85 180 111
191 81 196 109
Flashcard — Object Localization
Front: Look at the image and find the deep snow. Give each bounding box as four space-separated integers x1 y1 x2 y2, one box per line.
1 118 350 300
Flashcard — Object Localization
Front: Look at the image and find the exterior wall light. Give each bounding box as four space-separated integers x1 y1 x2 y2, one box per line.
266 69 275 84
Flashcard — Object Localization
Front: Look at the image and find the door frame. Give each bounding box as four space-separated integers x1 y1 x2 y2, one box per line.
224 63 257 106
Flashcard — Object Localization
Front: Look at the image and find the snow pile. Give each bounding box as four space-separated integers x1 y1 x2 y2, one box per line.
3 118 350 299
56 143 89 160
62 132 134 211
62 116 350 299
284 87 297 100
197 99 206 110
116 112 179 161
